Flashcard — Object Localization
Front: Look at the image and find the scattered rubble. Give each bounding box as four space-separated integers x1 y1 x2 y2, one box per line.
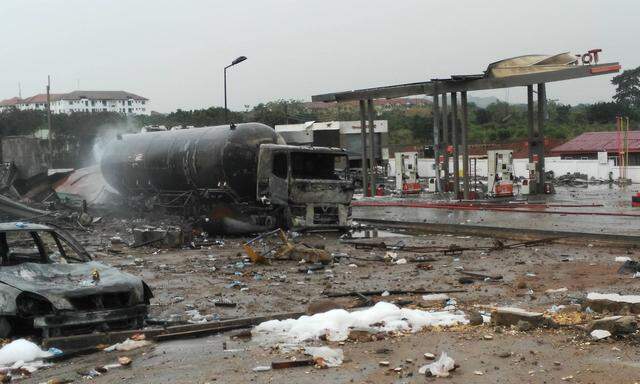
491 307 545 328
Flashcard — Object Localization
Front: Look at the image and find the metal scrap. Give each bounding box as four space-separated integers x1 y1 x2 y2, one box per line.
243 229 332 264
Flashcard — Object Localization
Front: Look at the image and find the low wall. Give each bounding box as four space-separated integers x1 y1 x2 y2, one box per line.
388 157 640 183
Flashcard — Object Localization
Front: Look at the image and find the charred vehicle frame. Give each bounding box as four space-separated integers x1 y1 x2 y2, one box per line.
0 222 152 338
101 123 354 234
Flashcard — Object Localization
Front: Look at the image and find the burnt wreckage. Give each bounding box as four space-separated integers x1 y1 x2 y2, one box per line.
0 222 152 338
101 123 354 234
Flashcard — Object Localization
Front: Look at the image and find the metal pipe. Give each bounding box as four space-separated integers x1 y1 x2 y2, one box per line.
359 100 368 196
537 83 546 188
451 92 459 197
461 91 469 199
441 93 449 190
224 66 228 123
432 91 441 192
527 85 535 193
367 98 376 197
46 75 52 168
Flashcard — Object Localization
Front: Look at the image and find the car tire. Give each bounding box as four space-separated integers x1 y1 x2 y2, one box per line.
0 317 11 338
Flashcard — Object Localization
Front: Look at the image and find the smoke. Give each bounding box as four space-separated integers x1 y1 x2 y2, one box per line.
87 119 139 166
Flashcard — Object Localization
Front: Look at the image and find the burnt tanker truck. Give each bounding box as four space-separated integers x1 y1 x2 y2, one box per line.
100 123 354 234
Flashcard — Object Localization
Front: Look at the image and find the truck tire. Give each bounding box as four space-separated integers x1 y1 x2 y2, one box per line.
0 317 11 338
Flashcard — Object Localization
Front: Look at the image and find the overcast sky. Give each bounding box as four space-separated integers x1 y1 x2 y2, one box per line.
0 0 636 112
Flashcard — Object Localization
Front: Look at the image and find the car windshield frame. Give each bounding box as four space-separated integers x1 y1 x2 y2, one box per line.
0 229 91 266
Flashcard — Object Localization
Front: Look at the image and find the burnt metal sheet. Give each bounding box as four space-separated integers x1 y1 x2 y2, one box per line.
0 194 49 220
311 61 620 102
486 52 578 78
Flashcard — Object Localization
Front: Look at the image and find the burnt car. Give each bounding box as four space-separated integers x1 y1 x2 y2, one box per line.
0 222 152 338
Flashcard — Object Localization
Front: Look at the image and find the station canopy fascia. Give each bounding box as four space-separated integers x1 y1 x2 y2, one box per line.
311 53 621 102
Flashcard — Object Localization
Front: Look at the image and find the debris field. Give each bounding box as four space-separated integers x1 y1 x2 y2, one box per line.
17 216 640 384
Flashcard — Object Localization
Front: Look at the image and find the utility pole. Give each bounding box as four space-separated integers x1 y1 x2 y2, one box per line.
46 76 53 168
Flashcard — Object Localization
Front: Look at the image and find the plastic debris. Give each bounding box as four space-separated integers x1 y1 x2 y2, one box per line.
104 338 151 352
545 287 568 293
252 365 272 372
304 346 344 367
418 352 456 377
590 329 611 340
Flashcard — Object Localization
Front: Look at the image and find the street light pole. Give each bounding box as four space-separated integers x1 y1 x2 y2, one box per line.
224 56 247 124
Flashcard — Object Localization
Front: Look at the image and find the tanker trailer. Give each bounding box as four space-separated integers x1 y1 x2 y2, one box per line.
100 123 354 234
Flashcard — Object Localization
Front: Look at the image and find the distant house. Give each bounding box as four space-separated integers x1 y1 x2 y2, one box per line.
0 90 149 115
550 131 640 165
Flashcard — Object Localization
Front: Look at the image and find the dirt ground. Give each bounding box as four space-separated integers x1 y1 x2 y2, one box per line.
17 219 640 383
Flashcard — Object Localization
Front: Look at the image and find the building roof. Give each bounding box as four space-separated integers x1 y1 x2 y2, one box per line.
550 131 640 154
61 90 147 101
0 97 21 106
20 94 63 104
1 90 148 106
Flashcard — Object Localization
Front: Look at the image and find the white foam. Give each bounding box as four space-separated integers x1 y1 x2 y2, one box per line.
252 301 467 345
0 339 52 366
304 346 343 367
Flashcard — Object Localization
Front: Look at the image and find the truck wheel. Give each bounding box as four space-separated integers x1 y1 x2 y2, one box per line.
0 317 11 338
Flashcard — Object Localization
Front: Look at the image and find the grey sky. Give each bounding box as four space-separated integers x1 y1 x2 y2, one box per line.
0 0 636 112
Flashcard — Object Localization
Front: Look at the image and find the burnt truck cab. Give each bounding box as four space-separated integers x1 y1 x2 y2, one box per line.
257 144 354 229
0 222 152 338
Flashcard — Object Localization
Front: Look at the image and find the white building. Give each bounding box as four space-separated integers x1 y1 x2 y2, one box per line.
0 90 150 115
275 120 390 167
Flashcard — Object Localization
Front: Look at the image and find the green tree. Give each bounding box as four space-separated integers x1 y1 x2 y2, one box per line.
612 66 640 108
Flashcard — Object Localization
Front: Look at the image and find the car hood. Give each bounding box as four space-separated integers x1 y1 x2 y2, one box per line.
0 261 145 307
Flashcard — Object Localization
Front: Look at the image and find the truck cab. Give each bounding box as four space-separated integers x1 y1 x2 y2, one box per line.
256 144 354 229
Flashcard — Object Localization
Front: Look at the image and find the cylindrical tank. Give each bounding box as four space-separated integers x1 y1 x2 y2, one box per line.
100 123 284 201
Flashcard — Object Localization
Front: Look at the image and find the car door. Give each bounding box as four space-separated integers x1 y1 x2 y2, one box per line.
256 148 289 205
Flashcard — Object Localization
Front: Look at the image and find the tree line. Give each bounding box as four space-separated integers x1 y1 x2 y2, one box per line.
1 65 638 167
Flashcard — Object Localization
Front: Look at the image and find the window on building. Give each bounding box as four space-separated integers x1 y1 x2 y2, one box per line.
102 100 107 106
142 101 146 105
128 108 133 113
127 100 132 106
91 101 95 106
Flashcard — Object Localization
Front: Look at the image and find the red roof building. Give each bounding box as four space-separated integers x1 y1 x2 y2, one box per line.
550 131 640 155
550 131 640 165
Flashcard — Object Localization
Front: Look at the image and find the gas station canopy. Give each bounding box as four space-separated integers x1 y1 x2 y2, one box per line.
312 52 620 102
